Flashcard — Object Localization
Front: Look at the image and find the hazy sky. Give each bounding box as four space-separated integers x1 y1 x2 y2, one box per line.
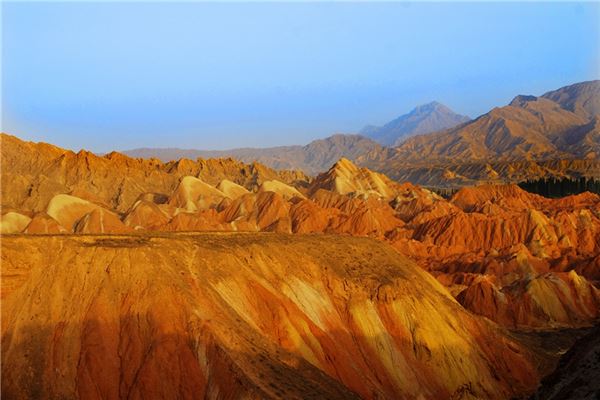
2 2 599 152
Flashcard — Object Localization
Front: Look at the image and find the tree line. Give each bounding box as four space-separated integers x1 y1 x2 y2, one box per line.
518 177 600 198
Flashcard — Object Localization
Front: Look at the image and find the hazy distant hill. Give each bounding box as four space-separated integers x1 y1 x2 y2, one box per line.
352 81 600 187
124 81 599 185
360 81 600 167
124 134 382 176
361 101 470 146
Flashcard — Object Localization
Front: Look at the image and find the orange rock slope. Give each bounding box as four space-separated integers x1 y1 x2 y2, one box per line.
2 134 599 330
0 133 309 214
1 234 539 399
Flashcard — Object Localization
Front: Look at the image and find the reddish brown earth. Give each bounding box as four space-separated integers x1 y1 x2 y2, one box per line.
391 184 600 328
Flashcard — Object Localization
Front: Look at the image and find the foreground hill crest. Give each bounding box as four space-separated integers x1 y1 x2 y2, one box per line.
2 233 539 399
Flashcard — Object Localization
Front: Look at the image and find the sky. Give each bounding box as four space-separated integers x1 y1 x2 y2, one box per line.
2 2 599 152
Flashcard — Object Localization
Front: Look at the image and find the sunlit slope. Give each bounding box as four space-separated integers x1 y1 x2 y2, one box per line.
1 233 537 399
0 133 309 213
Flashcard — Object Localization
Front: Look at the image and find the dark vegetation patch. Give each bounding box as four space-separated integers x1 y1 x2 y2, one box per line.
519 177 600 198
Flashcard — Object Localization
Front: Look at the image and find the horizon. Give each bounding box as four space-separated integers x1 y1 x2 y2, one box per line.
2 2 599 153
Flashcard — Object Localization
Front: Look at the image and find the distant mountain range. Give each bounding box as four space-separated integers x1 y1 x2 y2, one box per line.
355 80 600 186
123 80 599 186
123 102 470 175
542 79 600 120
124 134 383 176
360 80 600 167
360 101 470 146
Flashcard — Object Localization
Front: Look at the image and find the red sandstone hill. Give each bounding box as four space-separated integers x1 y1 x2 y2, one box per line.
2 137 598 331
0 133 309 214
1 234 540 399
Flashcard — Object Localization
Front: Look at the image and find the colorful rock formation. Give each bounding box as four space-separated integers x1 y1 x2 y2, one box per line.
1 234 539 399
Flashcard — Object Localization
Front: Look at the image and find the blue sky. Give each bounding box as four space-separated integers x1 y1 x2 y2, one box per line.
2 2 599 152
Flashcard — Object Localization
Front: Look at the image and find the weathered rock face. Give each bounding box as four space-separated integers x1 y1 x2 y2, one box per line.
1 234 539 399
123 200 171 230
73 208 133 234
168 176 229 212
390 184 600 328
0 212 31 234
24 213 66 234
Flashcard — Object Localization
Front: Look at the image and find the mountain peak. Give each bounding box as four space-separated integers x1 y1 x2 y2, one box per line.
362 101 470 146
361 80 597 168
509 95 538 107
310 158 399 199
332 156 357 169
413 100 446 112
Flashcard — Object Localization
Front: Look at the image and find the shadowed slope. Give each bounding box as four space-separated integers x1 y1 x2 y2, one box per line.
530 325 600 399
2 234 539 399
541 80 600 120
